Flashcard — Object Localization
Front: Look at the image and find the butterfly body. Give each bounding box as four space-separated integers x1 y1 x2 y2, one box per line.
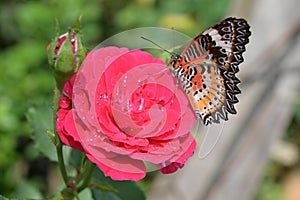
170 17 251 125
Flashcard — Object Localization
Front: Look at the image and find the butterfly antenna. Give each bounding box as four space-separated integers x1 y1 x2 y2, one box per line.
141 36 175 56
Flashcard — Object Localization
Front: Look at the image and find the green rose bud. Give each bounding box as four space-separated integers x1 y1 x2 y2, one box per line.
47 19 87 89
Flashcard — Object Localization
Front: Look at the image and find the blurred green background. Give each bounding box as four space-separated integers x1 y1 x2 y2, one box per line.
0 0 299 199
0 0 231 198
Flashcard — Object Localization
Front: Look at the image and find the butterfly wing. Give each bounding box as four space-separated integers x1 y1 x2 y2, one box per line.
172 17 251 125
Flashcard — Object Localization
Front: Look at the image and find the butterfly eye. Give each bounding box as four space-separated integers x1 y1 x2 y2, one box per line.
170 55 179 65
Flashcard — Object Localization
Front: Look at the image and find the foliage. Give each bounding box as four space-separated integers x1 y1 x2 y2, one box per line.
0 0 231 199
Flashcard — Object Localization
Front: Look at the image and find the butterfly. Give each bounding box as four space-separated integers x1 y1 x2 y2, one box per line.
169 17 251 125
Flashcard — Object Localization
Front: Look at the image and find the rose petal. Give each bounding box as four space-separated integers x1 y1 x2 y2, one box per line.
159 138 196 174
57 47 197 181
56 109 84 151
85 149 146 181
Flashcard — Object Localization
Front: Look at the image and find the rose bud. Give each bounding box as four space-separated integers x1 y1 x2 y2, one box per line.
47 20 87 89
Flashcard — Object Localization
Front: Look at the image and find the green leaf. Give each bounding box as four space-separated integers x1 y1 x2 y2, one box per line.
26 104 57 161
68 148 84 167
14 180 43 199
91 168 146 200
92 189 122 200
0 195 13 200
78 188 93 200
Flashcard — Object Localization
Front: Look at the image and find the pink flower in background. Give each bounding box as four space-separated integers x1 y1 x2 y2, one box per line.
56 46 196 181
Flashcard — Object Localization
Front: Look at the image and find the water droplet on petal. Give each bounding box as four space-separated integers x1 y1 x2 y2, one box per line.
123 75 127 83
97 93 109 103
138 98 145 111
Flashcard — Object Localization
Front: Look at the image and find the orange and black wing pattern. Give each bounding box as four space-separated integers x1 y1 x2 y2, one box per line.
170 17 251 125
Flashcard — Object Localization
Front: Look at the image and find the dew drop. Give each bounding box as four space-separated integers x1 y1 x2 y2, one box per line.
93 133 99 138
98 93 109 103
138 98 145 111
123 75 127 84
170 98 174 104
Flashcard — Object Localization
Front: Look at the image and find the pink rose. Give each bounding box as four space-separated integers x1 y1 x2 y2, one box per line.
56 46 196 181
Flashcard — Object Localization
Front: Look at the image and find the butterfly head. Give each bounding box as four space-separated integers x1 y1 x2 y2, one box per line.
169 55 182 69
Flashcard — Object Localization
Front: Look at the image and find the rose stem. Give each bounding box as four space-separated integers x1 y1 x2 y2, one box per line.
53 87 69 186
77 158 96 192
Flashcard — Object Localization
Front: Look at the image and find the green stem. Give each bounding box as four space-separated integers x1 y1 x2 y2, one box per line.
53 87 69 186
57 142 68 185
77 159 96 192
